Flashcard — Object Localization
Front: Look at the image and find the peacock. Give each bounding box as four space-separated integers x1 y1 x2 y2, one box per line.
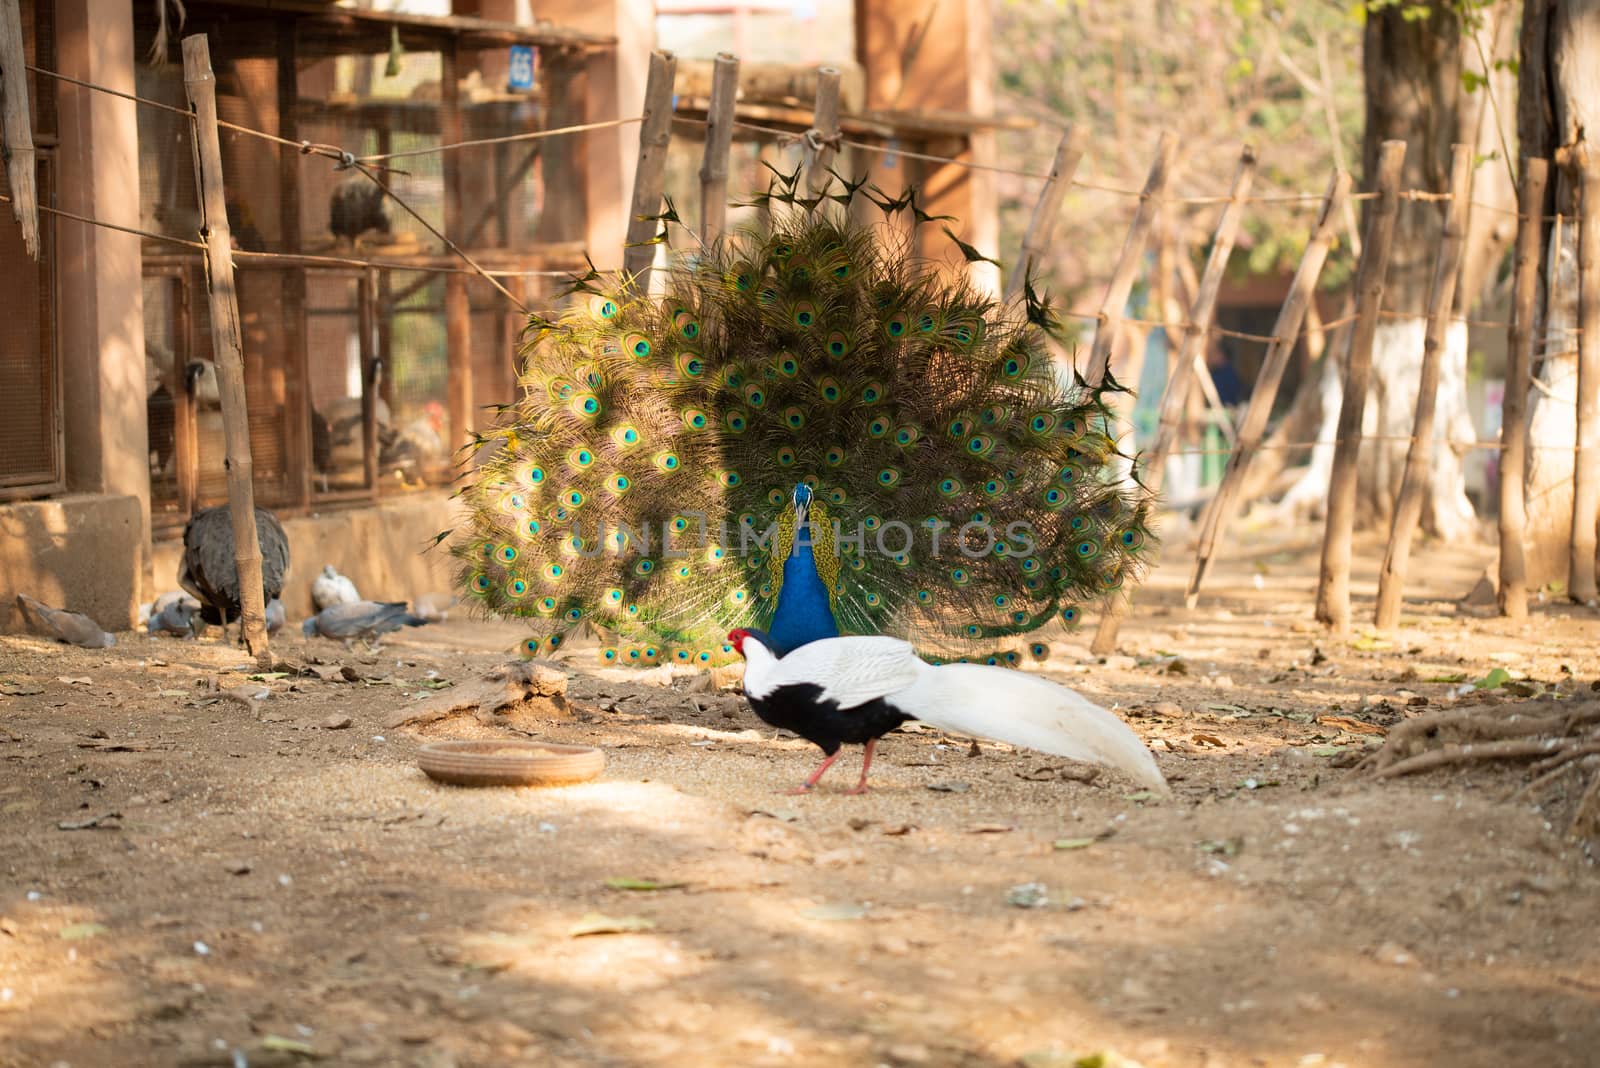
448 174 1153 668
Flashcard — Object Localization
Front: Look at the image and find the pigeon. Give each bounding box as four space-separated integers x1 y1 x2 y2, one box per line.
301 601 429 650
411 591 458 623
14 594 117 649
266 598 286 635
178 506 291 641
311 565 361 612
146 595 203 638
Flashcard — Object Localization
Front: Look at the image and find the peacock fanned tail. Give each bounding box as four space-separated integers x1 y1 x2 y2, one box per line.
451 182 1154 667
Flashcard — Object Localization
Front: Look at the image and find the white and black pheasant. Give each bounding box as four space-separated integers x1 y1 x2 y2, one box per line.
729 628 1168 795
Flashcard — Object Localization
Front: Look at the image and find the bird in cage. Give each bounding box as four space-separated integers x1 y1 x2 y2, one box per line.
446 172 1153 675
329 175 391 247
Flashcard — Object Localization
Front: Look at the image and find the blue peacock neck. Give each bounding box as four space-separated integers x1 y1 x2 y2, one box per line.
765 484 840 656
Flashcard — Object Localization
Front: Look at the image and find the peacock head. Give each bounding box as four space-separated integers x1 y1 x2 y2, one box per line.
791 483 813 522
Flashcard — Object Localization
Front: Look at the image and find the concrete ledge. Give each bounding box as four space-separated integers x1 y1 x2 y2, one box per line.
0 494 143 632
151 493 463 621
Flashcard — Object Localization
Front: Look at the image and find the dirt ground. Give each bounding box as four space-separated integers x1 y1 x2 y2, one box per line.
3 520 1599 1068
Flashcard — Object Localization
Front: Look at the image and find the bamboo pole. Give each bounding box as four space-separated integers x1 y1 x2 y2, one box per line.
277 22 311 510
698 52 739 244
1085 130 1178 387
1186 167 1352 609
1314 139 1407 632
182 34 270 666
805 66 841 197
622 50 678 287
1004 125 1087 305
1497 156 1549 620
1568 140 1600 603
1374 144 1475 629
1089 146 1258 655
0 0 38 258
359 267 379 491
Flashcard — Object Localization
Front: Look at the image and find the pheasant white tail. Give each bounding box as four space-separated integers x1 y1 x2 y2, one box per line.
901 664 1170 794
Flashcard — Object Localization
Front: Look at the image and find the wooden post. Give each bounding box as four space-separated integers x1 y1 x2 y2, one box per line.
443 37 473 455
1374 144 1475 629
0 0 38 258
1498 156 1549 620
182 34 270 666
359 267 379 491
174 272 199 517
536 49 585 244
1186 167 1352 608
277 21 311 510
1314 139 1407 632
1568 140 1600 603
699 52 739 244
622 50 678 287
1004 124 1087 305
805 66 841 197
1089 146 1258 654
1085 130 1177 387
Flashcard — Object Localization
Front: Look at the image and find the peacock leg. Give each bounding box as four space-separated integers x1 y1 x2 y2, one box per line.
787 750 843 794
843 738 877 795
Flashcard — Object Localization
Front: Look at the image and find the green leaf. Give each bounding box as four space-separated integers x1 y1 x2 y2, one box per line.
1460 69 1486 93
1053 837 1097 851
1423 673 1466 683
603 877 687 891
1473 667 1512 690
261 1035 317 1056
59 922 108 941
569 913 655 937
1349 636 1394 651
246 672 289 681
1123 790 1158 803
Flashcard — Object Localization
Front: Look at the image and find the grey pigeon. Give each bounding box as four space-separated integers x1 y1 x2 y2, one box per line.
266 598 286 635
178 505 291 641
146 596 203 638
14 594 116 649
301 601 428 649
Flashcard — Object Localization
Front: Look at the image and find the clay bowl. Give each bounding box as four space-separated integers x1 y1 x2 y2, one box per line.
417 740 604 787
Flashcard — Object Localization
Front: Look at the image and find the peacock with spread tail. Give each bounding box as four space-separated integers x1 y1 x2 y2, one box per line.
448 174 1153 668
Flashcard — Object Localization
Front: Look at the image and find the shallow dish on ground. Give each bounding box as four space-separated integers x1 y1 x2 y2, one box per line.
418 740 604 787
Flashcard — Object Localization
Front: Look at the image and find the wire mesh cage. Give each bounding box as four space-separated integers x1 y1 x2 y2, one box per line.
130 3 592 529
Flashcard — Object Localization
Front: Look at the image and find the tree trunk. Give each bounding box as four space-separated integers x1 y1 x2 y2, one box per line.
1274 6 1505 540
1519 0 1600 593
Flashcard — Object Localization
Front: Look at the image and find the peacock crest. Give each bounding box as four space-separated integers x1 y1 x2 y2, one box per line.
449 171 1154 667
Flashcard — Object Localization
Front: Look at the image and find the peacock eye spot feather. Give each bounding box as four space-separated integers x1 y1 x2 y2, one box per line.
993 594 1010 608
868 418 889 437
472 574 491 592
828 488 847 505
523 518 541 536
606 588 623 603
564 607 582 622
497 545 517 563
779 358 799 376
1121 529 1146 549
825 448 845 466
862 384 882 403
950 568 969 584
864 592 881 607
602 648 618 662
636 559 655 575
827 333 849 357
598 299 618 319
1004 358 1023 376
777 447 797 466
1076 540 1100 559
565 490 584 507
917 314 936 332
916 589 933 603
938 478 962 497
964 624 981 638
522 637 540 655
1070 515 1088 532
725 412 748 433
877 469 901 487
784 407 806 429
886 316 908 337
547 634 564 650
526 466 545 484
684 410 708 430
862 515 882 531
538 597 556 613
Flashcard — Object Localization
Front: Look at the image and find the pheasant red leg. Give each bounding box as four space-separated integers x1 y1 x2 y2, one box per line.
843 738 877 795
787 750 843 794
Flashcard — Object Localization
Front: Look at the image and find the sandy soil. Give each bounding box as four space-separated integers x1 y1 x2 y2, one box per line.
2 522 1599 1068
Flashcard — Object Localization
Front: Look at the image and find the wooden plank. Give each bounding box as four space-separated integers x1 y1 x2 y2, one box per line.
1088 145 1258 653
1185 167 1351 609
1314 139 1407 633
805 67 841 196
182 34 271 666
621 50 678 287
0 0 38 258
698 52 739 244
1569 140 1600 603
1374 143 1474 629
1497 156 1549 620
1004 124 1087 305
535 48 586 244
1085 130 1177 387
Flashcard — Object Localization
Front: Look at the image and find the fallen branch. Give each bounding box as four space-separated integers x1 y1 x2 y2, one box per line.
1369 737 1567 780
385 661 568 730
